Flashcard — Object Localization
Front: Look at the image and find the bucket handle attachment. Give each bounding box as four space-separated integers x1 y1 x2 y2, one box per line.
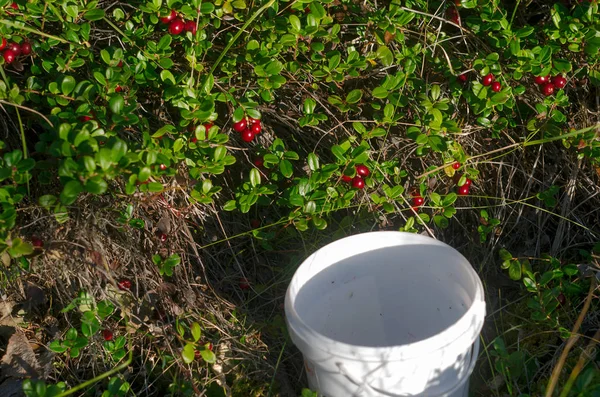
336 339 480 397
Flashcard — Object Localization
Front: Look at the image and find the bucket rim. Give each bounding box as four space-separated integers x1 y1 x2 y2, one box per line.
284 231 486 361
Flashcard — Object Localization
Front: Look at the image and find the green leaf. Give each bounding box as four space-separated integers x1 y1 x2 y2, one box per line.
499 248 512 261
84 8 105 21
307 153 319 171
97 300 115 320
75 158 96 179
60 180 83 205
111 140 128 162
433 215 449 228
182 344 195 364
48 340 68 353
552 58 572 73
377 46 394 66
160 70 176 85
279 159 293 178
147 182 163 192
249 168 261 187
430 84 440 101
85 177 108 194
539 271 554 286
39 195 57 209
346 89 362 104
301 388 318 397
428 136 447 152
158 34 172 50
289 14 301 31
372 86 388 99
442 193 457 206
509 260 522 280
191 322 202 342
200 349 216 363
8 238 33 257
61 76 76 95
491 92 508 105
97 148 113 171
109 95 125 115
303 98 316 114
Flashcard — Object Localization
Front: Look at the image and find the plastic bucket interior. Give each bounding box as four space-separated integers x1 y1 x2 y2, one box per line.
285 231 486 397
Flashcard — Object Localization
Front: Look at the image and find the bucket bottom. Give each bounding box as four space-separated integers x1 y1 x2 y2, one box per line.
304 340 479 397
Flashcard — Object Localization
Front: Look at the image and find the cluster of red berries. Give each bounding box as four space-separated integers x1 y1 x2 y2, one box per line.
452 162 472 196
159 9 197 35
482 73 502 93
341 164 370 189
117 279 132 290
1 38 32 64
534 74 567 96
233 117 262 143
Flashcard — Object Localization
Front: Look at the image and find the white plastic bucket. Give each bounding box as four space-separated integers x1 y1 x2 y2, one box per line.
285 231 485 397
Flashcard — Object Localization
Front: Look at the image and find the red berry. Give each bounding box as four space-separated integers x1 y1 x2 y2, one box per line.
446 7 460 25
159 164 167 171
250 219 261 228
253 157 264 167
117 60 123 67
0 38 7 51
102 329 114 341
491 81 501 92
458 185 470 196
239 278 250 290
190 137 198 143
3 50 17 64
158 232 167 242
115 85 122 93
117 279 132 290
168 19 185 35
184 20 197 34
458 73 468 83
80 115 92 122
248 117 260 125
241 129 255 142
351 176 365 189
9 2 18 10
233 119 247 132
412 196 425 206
557 293 566 307
8 42 20 56
534 75 549 85
341 175 352 182
251 123 262 135
464 178 472 187
159 9 177 24
452 162 461 170
552 75 567 89
206 343 213 351
542 83 555 96
31 237 43 249
355 164 370 177
203 122 213 131
482 73 494 86
20 41 31 55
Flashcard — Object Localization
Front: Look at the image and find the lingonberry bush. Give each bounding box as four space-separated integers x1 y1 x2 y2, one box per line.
1 0 600 395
